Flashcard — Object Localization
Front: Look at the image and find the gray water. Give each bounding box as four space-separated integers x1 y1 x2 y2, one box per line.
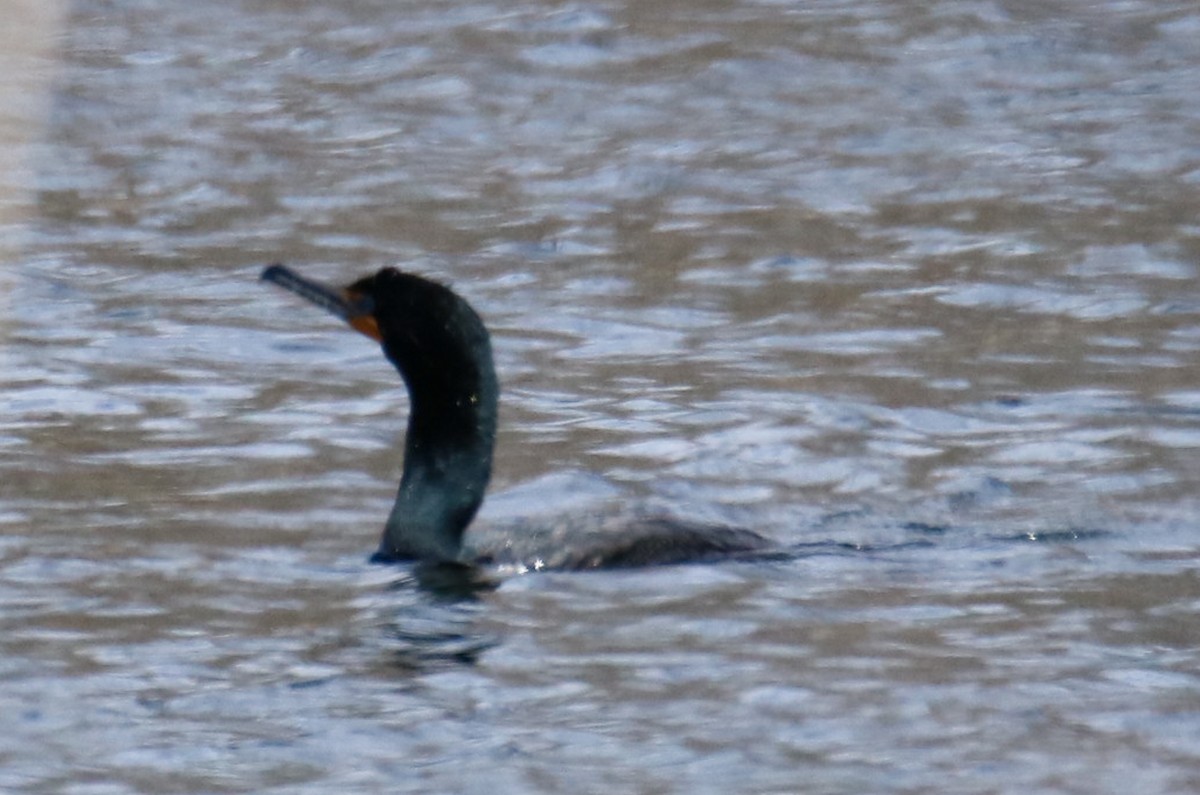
3 0 1200 792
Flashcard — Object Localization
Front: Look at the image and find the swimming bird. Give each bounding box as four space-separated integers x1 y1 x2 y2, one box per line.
262 264 774 570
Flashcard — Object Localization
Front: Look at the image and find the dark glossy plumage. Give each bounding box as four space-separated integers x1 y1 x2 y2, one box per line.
263 264 773 569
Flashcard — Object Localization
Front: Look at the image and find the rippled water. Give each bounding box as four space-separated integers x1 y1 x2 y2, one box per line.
3 0 1200 791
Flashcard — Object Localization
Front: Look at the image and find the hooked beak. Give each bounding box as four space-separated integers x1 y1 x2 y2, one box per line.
261 263 382 342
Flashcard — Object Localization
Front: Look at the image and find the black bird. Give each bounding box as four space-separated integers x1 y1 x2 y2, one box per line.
262 264 773 570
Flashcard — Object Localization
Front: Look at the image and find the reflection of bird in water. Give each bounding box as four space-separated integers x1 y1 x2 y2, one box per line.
262 264 774 571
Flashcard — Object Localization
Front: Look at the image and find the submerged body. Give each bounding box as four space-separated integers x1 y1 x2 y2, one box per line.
262 264 773 570
469 511 774 572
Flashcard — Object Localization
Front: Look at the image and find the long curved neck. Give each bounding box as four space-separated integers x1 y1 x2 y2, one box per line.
376 344 498 563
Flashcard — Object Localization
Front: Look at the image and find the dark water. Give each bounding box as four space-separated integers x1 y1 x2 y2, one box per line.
3 0 1200 792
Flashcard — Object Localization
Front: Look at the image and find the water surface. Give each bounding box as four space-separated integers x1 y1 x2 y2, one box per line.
3 0 1200 792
